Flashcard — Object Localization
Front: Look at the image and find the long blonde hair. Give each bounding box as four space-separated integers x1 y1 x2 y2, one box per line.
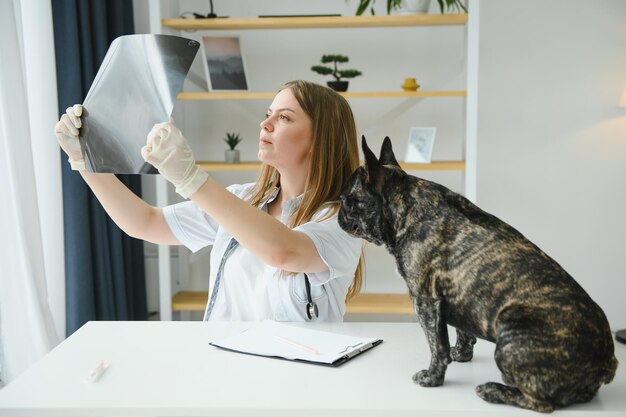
246 80 364 300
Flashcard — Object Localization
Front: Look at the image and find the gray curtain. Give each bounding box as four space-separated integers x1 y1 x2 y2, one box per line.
51 0 148 336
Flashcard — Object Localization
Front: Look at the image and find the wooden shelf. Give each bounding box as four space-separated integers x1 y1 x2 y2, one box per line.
162 14 467 31
198 161 262 172
172 291 413 315
172 291 207 311
198 160 465 172
156 5 478 323
345 293 413 315
178 91 466 100
402 161 465 171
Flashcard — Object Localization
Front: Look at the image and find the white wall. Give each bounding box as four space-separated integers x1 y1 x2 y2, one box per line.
478 0 626 329
136 0 626 328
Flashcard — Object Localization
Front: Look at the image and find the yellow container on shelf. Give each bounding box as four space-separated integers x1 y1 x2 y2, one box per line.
401 77 420 91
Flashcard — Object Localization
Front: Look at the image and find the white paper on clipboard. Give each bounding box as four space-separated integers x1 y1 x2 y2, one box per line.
209 320 383 367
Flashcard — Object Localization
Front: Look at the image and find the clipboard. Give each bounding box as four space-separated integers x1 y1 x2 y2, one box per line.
209 321 383 367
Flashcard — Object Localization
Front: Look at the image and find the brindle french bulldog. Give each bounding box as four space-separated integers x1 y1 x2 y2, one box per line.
338 136 618 412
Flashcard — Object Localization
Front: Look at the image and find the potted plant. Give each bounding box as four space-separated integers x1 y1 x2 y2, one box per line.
224 132 242 164
354 0 466 15
355 0 402 15
436 0 467 13
311 55 362 92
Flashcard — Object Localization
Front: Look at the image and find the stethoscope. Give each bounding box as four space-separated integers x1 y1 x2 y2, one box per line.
304 274 319 320
208 238 319 321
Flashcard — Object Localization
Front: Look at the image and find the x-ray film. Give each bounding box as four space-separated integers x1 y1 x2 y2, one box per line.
81 34 199 174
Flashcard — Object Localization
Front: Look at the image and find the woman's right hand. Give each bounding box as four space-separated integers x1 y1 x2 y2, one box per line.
54 104 85 171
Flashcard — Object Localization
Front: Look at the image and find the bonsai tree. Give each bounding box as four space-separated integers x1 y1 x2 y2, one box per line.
224 132 242 150
311 55 362 91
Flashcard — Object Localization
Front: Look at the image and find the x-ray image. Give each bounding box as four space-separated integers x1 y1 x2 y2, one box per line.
81 34 199 174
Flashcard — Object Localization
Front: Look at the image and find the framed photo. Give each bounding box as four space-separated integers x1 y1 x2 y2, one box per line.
201 36 249 91
404 127 436 163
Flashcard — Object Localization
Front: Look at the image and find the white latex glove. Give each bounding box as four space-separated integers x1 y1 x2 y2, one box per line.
54 104 85 171
141 120 208 199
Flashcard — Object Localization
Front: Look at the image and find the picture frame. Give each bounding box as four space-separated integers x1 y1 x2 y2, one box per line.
201 36 249 91
404 127 436 163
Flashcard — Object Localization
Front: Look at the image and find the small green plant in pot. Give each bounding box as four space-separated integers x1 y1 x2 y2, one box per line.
354 0 466 15
311 54 362 92
224 132 242 164
355 0 402 15
437 0 467 13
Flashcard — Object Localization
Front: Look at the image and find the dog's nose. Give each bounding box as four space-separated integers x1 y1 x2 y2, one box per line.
350 222 361 235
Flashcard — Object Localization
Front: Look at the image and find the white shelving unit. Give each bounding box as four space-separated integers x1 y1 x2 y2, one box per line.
149 1 480 320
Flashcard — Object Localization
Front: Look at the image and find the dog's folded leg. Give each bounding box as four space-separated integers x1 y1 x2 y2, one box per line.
476 382 554 413
412 296 450 387
451 328 476 362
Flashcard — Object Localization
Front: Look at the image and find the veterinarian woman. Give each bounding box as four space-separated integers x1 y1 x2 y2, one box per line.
54 80 363 322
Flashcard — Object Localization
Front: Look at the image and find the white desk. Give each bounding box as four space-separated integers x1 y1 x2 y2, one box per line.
0 321 624 416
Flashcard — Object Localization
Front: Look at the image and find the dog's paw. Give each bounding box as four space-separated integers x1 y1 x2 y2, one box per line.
451 346 473 362
412 369 444 387
475 382 502 402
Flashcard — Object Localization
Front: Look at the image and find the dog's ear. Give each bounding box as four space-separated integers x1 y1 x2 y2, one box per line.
362 135 384 194
379 136 400 167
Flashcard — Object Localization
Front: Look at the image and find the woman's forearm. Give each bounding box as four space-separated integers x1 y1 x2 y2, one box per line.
79 172 178 245
190 177 327 273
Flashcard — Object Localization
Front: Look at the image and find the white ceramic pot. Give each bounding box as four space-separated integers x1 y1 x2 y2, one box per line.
397 0 431 14
225 149 240 164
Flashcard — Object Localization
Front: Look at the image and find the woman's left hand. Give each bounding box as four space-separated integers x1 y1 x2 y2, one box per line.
141 119 208 198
